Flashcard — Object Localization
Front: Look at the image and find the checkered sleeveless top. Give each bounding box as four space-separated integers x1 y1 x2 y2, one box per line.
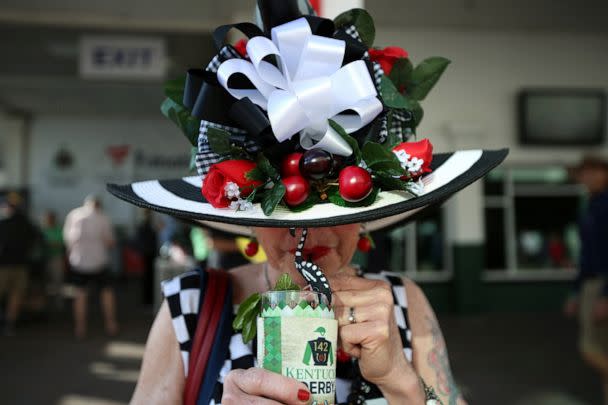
161 271 413 404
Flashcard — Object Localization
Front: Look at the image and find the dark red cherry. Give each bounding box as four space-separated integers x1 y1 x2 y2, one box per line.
299 149 333 180
330 155 346 177
281 152 303 177
338 166 373 202
282 176 310 206
245 241 259 257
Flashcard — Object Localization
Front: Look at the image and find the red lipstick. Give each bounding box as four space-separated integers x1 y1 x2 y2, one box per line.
289 246 331 260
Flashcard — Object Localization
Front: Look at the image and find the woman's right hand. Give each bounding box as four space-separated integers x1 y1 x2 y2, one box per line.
222 368 311 404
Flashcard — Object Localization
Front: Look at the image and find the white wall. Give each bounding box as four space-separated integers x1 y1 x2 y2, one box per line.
0 114 26 188
374 28 608 243
376 28 608 164
28 116 191 226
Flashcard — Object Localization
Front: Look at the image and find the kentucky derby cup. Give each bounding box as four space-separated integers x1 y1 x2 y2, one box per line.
257 290 337 405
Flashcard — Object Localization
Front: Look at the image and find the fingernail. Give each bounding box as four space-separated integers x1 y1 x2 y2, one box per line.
297 389 310 402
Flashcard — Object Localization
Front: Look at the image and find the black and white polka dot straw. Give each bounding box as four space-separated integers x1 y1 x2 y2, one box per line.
292 228 332 304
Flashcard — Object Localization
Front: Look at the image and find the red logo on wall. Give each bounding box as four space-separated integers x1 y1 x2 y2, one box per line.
106 145 131 166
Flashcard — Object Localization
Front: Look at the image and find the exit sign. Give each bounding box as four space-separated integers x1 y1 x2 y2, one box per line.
79 36 167 80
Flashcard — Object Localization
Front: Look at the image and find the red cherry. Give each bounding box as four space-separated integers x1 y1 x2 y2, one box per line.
245 241 259 257
357 236 372 253
282 176 310 207
281 153 303 177
338 166 373 202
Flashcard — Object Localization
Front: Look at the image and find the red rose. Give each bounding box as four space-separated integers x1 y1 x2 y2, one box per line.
202 160 261 208
392 138 433 179
368 46 409 76
234 39 248 58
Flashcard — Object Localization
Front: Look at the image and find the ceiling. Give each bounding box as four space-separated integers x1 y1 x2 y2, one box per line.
0 0 606 116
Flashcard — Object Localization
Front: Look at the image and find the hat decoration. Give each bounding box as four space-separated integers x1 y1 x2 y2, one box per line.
160 0 451 217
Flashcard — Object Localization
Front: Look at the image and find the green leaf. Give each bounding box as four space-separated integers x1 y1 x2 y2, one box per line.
334 9 375 47
381 76 417 110
164 76 186 104
160 97 199 146
362 142 403 174
207 127 232 155
261 183 286 216
388 58 413 92
384 111 402 148
233 293 260 331
257 154 281 182
245 167 267 183
328 120 362 164
189 146 197 172
274 273 301 291
407 57 451 101
412 103 424 127
373 172 411 191
327 186 379 207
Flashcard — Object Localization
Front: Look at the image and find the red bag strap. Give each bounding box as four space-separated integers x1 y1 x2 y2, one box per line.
183 269 229 405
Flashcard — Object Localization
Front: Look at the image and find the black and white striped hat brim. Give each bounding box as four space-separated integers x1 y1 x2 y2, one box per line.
108 149 508 235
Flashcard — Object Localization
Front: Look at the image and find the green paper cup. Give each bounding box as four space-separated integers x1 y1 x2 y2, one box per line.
257 290 337 405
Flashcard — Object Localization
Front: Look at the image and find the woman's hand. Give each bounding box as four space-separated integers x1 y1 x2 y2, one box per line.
330 274 425 402
222 368 311 405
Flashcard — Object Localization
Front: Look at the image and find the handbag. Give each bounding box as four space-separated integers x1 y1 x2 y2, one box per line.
183 268 234 405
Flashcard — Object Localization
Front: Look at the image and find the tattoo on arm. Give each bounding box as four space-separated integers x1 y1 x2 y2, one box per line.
426 315 461 405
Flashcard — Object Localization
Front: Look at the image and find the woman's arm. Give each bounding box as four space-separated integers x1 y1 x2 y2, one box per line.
131 301 185 405
405 279 468 405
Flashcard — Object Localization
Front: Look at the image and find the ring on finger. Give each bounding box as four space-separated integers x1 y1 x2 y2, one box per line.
347 307 356 324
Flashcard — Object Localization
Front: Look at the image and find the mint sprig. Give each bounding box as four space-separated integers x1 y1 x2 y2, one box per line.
233 273 301 343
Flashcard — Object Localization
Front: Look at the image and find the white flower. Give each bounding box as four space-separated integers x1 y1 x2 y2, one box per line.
230 198 254 211
224 182 240 199
407 157 423 173
393 149 411 170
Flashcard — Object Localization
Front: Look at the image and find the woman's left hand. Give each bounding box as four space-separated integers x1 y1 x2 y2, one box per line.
330 273 424 400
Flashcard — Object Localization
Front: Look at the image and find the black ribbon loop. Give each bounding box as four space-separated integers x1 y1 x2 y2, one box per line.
213 23 264 52
257 0 303 33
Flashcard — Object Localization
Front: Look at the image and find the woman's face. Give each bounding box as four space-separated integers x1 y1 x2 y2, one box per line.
254 224 361 285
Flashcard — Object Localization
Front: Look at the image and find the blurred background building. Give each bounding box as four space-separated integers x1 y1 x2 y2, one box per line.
0 0 607 404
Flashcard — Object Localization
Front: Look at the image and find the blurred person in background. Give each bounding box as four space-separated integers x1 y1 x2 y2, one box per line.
0 192 37 335
42 210 65 309
63 195 118 338
564 155 608 403
135 209 158 306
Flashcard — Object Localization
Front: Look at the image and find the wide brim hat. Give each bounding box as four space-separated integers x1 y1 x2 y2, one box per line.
108 1 508 235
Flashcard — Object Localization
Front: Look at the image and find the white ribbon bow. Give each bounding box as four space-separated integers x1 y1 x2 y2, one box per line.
217 18 383 156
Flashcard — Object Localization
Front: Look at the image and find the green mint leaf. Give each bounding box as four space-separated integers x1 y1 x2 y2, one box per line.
329 119 362 164
274 273 301 291
233 292 260 331
327 186 379 207
407 57 451 101
207 127 233 155
241 308 258 343
160 97 199 146
388 58 413 92
334 9 376 47
362 142 403 174
261 183 286 216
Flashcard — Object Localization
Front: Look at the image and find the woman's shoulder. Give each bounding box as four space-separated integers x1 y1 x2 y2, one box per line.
363 270 427 308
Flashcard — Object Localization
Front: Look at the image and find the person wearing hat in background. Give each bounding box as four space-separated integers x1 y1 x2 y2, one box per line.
108 1 507 403
564 155 608 403
0 192 38 336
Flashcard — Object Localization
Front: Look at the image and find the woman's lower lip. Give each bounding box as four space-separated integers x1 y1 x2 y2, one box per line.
288 246 331 260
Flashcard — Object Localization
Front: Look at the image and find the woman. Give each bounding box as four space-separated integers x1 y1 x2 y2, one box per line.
131 224 467 404
108 1 507 403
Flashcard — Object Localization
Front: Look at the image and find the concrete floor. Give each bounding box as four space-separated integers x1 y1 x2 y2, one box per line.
0 281 601 405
